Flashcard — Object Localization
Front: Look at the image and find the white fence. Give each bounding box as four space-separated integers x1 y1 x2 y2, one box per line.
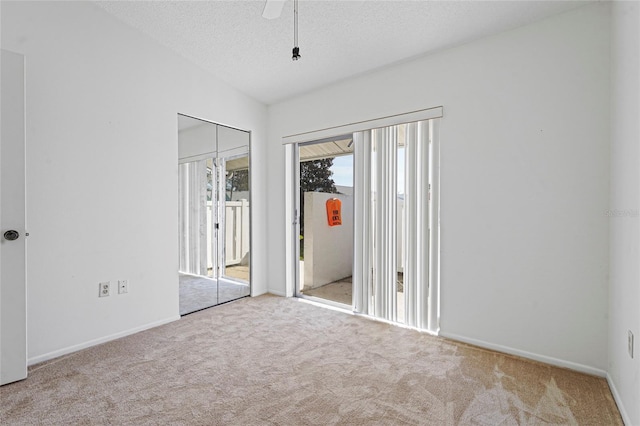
302 194 405 290
302 192 354 290
224 200 250 265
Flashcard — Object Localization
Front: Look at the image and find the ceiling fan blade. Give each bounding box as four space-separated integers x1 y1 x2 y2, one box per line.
262 0 285 19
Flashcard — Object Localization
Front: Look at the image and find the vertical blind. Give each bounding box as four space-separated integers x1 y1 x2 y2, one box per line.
373 126 398 321
353 118 440 332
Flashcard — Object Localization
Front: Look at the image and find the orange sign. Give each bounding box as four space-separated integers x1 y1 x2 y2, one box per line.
326 198 342 227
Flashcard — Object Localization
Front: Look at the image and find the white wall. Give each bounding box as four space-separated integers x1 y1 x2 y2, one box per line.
303 192 353 289
608 2 640 424
0 1 268 363
267 4 611 373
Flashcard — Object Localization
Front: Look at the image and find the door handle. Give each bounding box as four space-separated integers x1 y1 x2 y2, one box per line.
3 230 19 241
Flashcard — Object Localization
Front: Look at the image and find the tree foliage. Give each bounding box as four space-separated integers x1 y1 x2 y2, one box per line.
300 159 337 194
226 169 249 200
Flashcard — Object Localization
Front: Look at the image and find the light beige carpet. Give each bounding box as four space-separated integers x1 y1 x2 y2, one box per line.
179 273 249 315
0 295 622 425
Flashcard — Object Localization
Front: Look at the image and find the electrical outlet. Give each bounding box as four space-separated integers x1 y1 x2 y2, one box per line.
118 280 128 294
99 282 110 297
629 330 634 359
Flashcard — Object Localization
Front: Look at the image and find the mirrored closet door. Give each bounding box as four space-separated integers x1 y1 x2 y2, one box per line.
178 114 251 315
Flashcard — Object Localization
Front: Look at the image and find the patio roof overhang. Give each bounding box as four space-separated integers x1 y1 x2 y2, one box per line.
299 135 353 162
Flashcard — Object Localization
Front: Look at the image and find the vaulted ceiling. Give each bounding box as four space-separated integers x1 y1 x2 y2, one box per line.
95 0 592 105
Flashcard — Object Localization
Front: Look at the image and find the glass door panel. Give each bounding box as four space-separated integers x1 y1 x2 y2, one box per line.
296 137 354 307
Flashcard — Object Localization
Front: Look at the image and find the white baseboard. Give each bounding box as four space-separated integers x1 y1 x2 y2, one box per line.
439 332 607 378
250 287 269 297
606 373 632 426
28 315 180 366
268 289 286 297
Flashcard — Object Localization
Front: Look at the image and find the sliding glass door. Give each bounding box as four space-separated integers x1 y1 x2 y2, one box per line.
294 117 440 333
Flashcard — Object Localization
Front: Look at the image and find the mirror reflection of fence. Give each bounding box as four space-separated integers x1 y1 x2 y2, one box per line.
219 151 250 284
204 199 249 268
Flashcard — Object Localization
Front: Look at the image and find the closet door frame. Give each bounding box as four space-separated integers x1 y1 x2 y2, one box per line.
178 114 252 309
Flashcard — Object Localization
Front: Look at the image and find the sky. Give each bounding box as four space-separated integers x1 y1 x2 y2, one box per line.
330 150 405 194
330 155 353 187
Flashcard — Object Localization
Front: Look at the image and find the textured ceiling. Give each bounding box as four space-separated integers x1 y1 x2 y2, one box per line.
94 0 592 105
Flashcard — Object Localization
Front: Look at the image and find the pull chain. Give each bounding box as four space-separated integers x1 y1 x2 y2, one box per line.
292 0 301 61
